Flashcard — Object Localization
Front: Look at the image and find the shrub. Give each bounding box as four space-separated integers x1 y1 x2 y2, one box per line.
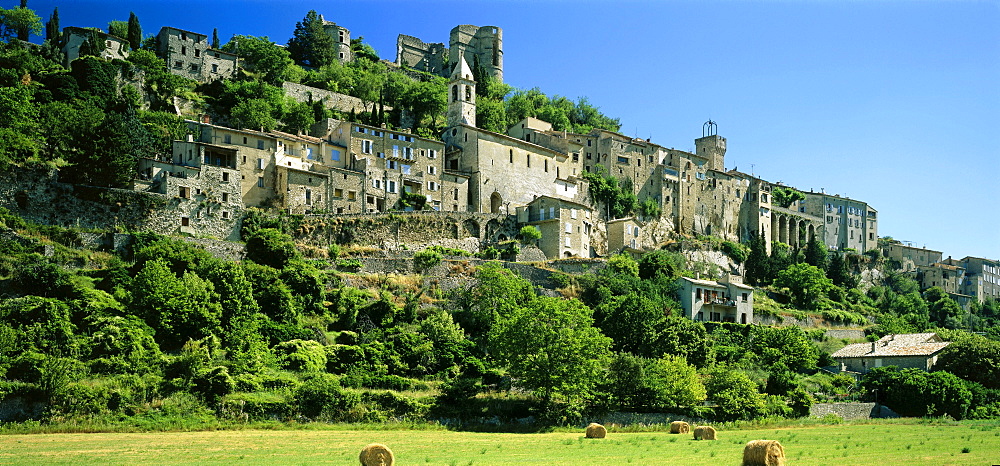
476 246 501 260
273 339 327 372
413 249 442 272
426 245 471 257
336 258 363 271
295 373 361 420
518 225 541 244
244 228 300 269
721 240 749 264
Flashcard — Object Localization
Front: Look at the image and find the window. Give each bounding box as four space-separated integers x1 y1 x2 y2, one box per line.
348 191 357 200
527 154 531 168
335 188 344 197
211 64 218 73
377 152 385 158
428 166 437 175
401 164 411 175
194 48 201 58
180 32 187 41
453 189 459 200
571 209 577 219
549 207 555 219
362 140 372 154
222 172 229 182
224 134 231 144
509 149 514 163
174 60 182 69
181 45 187 55
189 64 198 72
387 160 398 170
387 181 397 193
427 181 439 191
181 216 189 226
256 158 264 170
427 149 437 159
544 160 548 172
257 177 264 187
222 192 229 203
403 147 413 160
179 187 190 198
565 222 572 234
392 145 399 158
565 237 571 247
330 149 340 161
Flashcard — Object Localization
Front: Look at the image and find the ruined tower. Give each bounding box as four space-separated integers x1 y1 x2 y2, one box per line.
449 25 502 82
695 120 727 171
447 53 476 128
319 15 352 63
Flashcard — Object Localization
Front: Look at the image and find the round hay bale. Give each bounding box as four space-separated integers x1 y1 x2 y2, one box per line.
693 425 717 440
742 439 784 466
359 443 394 466
669 420 690 434
585 422 607 439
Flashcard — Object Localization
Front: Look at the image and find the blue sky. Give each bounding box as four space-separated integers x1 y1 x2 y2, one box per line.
22 0 1000 260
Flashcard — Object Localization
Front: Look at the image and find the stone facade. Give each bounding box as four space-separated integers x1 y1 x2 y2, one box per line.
831 333 949 374
395 24 502 81
676 275 754 324
0 168 240 240
319 15 352 63
60 26 129 67
607 217 642 253
945 256 1000 303
516 196 593 258
802 191 878 252
882 241 943 272
282 81 372 115
916 262 966 295
157 27 237 82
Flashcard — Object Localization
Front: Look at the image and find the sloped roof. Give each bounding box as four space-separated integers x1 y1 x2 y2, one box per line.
832 333 949 359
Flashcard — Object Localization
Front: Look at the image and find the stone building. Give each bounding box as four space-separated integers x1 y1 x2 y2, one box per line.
134 143 243 239
802 191 878 252
676 274 754 324
156 27 238 82
831 333 950 374
395 24 502 81
310 119 469 214
882 241 943 272
606 217 642 253
318 15 353 63
60 26 129 67
916 262 966 295
944 256 1000 303
516 196 593 258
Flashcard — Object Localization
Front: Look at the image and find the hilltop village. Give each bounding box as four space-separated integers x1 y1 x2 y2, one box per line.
1 5 1000 434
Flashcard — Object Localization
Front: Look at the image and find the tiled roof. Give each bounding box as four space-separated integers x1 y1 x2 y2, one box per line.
832 333 950 359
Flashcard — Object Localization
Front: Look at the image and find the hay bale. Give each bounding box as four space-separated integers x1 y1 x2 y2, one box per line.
693 425 717 440
742 440 784 466
359 443 394 466
585 422 607 438
669 420 690 434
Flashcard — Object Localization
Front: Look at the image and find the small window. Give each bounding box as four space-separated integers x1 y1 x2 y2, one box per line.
179 186 190 198
334 188 344 197
224 134 231 144
257 177 264 187
222 192 229 202
243 137 247 144
222 172 229 182
257 140 265 150
194 48 201 58
222 211 230 219
181 45 187 55
181 216 190 226
212 64 218 73
331 149 340 161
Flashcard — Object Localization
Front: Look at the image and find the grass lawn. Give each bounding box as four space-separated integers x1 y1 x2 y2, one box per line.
1 421 998 465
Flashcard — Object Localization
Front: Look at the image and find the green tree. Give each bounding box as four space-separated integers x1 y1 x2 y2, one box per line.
935 336 1000 389
108 20 127 40
222 35 298 84
455 262 535 337
606 253 639 277
749 324 819 372
804 233 828 270
281 98 315 134
774 263 834 309
129 259 222 350
518 225 541 244
705 366 766 421
772 186 805 208
287 10 336 68
350 36 379 62
202 261 266 373
646 354 707 409
402 76 447 132
745 230 771 285
924 287 964 329
245 228 300 269
44 7 57 43
489 295 612 404
0 83 40 167
638 249 685 281
230 98 277 131
211 28 219 49
0 6 41 41
127 12 141 51
826 251 855 288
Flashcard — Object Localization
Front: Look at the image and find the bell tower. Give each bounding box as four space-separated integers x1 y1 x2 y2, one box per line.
695 120 727 171
446 52 476 128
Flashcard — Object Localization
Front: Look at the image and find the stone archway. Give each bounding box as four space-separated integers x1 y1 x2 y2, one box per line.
777 215 788 244
462 219 480 238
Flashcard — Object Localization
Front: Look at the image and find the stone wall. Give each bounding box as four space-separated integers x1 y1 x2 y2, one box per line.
810 402 898 420
282 82 375 115
0 168 240 241
291 211 518 250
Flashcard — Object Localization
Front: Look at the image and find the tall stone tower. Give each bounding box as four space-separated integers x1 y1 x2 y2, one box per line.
449 25 502 82
447 53 476 128
695 120 727 171
319 15 352 63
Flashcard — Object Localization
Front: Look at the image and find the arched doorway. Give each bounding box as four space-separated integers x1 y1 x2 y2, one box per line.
490 192 503 214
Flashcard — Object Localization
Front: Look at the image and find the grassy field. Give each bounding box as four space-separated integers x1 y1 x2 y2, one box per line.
2 421 999 465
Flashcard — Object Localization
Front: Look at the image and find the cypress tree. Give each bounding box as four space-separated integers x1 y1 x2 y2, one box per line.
287 10 335 68
16 0 29 42
212 28 219 49
127 12 141 51
745 230 771 286
804 232 828 271
45 7 58 43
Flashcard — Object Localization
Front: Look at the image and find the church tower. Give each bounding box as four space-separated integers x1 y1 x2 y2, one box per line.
447 52 476 128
